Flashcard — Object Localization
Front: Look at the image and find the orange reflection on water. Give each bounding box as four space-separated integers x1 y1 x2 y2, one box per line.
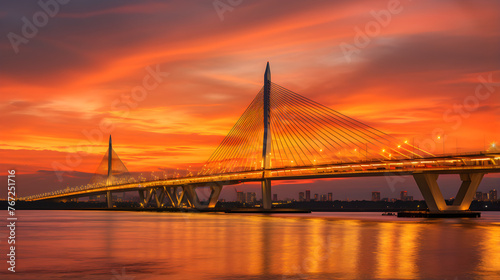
8 211 500 280
479 224 500 279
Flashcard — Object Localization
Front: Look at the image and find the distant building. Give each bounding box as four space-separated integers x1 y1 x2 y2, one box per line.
306 190 311 202
381 197 389 202
273 194 278 202
400 191 408 201
314 194 318 201
299 192 305 202
236 191 245 203
328 193 333 202
372 192 381 202
475 192 483 201
489 189 497 201
320 194 327 201
246 192 256 204
407 196 413 201
482 193 489 201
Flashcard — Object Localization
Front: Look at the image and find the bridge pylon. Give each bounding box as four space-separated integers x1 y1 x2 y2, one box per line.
413 172 485 212
88 135 130 208
261 62 272 210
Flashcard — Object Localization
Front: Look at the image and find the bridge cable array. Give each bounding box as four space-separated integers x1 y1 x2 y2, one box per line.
199 82 433 176
89 148 131 185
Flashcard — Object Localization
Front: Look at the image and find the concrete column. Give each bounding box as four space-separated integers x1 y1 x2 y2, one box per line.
106 191 113 208
138 190 145 207
184 186 201 208
453 173 484 210
154 187 165 208
164 187 176 207
261 179 272 210
208 185 223 208
413 172 485 212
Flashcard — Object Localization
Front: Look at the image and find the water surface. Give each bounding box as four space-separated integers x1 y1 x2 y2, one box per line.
1 211 500 279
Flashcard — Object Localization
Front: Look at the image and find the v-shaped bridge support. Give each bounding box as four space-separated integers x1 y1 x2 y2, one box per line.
138 184 223 209
413 173 484 212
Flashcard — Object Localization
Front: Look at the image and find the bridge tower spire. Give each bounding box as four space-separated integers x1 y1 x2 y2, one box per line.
107 135 112 208
107 135 112 179
261 62 272 209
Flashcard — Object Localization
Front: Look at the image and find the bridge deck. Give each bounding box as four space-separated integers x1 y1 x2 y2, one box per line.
22 152 500 202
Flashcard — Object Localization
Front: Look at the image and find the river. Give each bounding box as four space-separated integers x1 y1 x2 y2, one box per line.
1 210 499 279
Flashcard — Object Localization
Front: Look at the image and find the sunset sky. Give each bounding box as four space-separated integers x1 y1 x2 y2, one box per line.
1 0 499 200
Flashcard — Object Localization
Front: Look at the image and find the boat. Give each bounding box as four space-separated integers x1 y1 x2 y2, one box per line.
381 212 396 216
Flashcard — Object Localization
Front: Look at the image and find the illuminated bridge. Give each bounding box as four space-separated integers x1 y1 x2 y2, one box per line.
21 63 500 213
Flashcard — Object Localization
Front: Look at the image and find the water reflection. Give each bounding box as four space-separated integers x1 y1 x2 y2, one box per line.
6 211 500 279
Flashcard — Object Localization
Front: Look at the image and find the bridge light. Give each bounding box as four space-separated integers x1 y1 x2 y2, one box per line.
404 140 408 144
437 136 441 140
398 145 401 148
354 148 357 152
382 149 385 152
319 149 323 152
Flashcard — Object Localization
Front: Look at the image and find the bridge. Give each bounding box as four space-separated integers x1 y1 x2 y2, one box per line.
21 63 500 213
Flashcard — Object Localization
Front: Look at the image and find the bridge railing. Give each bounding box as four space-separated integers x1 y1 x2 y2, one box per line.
20 151 499 201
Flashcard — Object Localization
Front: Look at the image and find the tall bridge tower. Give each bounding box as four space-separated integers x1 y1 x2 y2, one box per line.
106 135 112 207
262 62 272 209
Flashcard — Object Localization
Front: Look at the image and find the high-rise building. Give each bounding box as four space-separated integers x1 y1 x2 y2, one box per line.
314 194 318 201
328 193 333 201
320 194 327 201
299 192 305 202
483 193 489 201
400 191 408 201
489 189 497 201
306 190 311 202
372 191 381 202
475 192 483 201
236 191 245 203
273 194 278 202
246 192 256 204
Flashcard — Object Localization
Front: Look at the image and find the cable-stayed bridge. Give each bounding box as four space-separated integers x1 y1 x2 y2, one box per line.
21 63 500 213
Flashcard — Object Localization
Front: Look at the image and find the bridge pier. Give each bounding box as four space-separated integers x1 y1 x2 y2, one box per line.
154 188 165 208
106 191 113 208
138 188 165 208
184 186 202 208
161 185 223 209
261 179 272 210
207 184 222 208
413 172 484 212
164 187 177 207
